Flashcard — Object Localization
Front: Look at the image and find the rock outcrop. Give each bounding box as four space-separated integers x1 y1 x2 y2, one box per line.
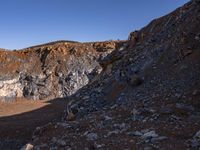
28 1 200 149
0 0 200 149
0 41 125 101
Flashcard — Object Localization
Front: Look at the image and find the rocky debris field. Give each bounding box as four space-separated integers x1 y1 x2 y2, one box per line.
1 0 200 149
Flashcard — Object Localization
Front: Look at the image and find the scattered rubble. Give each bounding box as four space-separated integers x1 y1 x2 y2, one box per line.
24 1 200 149
0 0 200 149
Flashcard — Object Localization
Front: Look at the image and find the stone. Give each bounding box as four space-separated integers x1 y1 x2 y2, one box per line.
132 108 138 115
52 137 57 143
190 130 200 148
66 112 76 121
183 49 192 56
175 103 194 114
151 136 168 143
115 123 126 130
21 143 34 150
57 139 67 146
192 90 200 96
0 77 22 102
174 93 182 99
193 130 200 142
144 147 153 150
127 131 143 136
95 144 105 149
107 130 120 136
50 147 58 150
131 108 144 121
104 115 112 121
195 35 200 41
130 74 143 86
110 104 118 109
83 96 90 100
128 31 139 48
142 131 158 139
86 133 98 141
160 106 173 115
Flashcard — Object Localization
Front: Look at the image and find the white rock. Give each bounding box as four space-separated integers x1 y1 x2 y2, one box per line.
142 131 158 139
194 130 200 141
0 77 23 101
20 143 34 150
151 136 168 142
104 115 112 121
107 130 119 136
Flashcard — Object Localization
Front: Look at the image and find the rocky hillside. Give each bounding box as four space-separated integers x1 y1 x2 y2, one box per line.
1 0 200 149
0 40 125 101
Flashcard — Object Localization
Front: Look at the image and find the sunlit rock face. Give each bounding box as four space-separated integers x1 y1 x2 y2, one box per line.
0 77 23 102
0 41 125 101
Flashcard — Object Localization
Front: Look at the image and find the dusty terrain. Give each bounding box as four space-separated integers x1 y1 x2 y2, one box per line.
0 0 200 149
0 99 67 149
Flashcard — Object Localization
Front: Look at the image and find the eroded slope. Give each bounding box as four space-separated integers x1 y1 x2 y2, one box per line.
0 41 125 101
29 0 200 149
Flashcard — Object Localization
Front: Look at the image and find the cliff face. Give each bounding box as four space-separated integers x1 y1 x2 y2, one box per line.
0 41 125 101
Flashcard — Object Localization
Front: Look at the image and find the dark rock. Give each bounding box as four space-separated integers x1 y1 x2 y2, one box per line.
160 106 173 115
151 136 168 143
127 131 143 136
85 133 98 141
130 74 143 86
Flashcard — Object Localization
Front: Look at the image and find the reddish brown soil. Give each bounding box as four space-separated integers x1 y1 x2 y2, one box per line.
0 98 67 148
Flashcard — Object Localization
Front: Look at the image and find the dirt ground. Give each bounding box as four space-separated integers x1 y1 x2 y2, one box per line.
0 98 68 149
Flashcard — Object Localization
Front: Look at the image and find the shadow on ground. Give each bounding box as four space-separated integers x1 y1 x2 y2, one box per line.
0 98 68 149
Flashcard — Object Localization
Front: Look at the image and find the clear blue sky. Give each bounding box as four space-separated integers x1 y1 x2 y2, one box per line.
0 0 189 49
